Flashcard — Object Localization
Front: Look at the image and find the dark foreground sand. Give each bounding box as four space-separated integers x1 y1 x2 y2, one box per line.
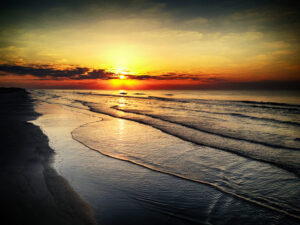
0 88 97 225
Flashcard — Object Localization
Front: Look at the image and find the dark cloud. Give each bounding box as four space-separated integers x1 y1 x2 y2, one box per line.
2 0 299 29
1 64 299 90
1 65 299 90
0 65 89 79
82 69 114 80
2 0 298 17
0 64 214 81
0 0 158 28
125 73 218 81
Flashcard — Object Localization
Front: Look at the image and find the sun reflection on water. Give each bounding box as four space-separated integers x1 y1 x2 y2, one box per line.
118 97 126 107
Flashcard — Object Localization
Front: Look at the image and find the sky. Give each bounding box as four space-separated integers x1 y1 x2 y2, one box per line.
0 0 299 89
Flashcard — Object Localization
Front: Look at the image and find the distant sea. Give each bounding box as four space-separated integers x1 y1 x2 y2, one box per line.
31 89 300 225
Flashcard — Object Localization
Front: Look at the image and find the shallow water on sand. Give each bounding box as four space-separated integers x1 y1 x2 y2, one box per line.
31 89 300 225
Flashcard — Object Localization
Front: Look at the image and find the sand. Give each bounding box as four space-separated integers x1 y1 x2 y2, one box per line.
0 88 97 225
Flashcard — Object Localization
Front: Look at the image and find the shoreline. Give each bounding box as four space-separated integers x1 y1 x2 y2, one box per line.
0 88 97 225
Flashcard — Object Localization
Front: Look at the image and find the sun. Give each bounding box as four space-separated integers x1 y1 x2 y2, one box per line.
119 74 126 80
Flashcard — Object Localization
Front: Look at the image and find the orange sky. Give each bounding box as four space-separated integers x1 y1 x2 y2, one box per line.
0 0 299 89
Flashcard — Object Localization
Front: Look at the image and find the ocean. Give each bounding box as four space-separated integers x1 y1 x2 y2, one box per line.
30 89 300 225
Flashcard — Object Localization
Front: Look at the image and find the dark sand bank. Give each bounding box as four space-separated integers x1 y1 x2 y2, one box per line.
0 88 97 225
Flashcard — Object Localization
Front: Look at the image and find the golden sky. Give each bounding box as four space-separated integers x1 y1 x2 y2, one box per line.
0 0 299 89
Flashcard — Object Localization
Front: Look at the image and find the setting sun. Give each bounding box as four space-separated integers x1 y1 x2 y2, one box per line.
119 75 126 80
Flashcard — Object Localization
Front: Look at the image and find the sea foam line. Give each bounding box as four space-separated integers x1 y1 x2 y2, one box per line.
70 119 300 221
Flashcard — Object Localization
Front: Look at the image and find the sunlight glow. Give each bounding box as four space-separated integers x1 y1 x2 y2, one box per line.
119 75 126 80
109 79 139 89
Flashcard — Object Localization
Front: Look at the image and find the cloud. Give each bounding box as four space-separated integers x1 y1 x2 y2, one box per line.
0 65 90 79
125 73 210 81
0 64 221 82
1 64 299 90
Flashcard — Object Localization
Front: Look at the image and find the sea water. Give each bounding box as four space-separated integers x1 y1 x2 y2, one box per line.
30 89 300 225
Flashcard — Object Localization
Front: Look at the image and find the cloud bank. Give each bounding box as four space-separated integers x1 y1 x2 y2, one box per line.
0 64 217 81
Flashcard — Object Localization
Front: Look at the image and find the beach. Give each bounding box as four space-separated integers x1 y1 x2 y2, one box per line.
1 1 300 224
0 88 299 224
0 88 97 225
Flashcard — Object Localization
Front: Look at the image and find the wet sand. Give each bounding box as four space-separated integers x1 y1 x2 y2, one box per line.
0 88 97 225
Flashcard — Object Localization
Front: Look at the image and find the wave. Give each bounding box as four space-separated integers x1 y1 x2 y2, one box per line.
160 106 300 127
235 100 300 108
77 92 150 100
75 92 300 113
75 91 300 113
35 91 300 158
80 102 300 178
112 105 300 151
47 93 300 152
146 95 300 111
